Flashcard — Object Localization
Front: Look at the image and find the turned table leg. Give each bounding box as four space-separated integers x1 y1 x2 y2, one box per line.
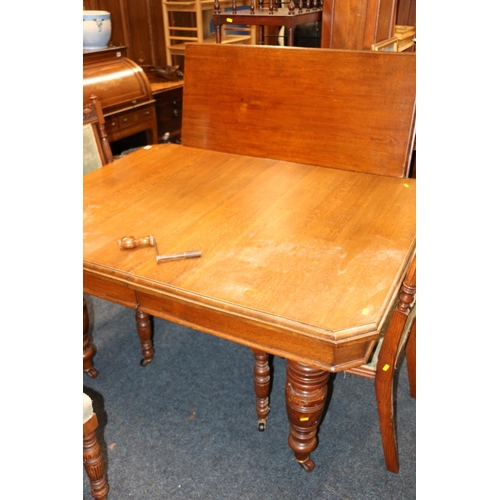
285 360 329 472
83 298 98 378
251 348 271 431
136 309 155 366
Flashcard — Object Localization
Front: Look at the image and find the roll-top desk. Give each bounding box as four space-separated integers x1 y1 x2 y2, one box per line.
83 45 158 149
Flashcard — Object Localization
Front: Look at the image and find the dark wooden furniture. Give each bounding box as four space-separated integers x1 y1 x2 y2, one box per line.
83 45 158 152
83 393 108 500
213 0 323 46
84 44 415 472
148 79 184 144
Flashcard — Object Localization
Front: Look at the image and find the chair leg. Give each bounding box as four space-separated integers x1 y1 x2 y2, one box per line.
83 413 109 500
374 256 416 473
83 298 99 378
374 313 406 473
405 317 416 398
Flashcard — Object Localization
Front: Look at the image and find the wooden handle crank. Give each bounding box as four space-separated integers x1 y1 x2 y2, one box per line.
117 235 155 249
117 234 201 264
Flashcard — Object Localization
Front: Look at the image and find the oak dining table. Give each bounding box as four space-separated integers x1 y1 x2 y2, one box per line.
83 142 416 471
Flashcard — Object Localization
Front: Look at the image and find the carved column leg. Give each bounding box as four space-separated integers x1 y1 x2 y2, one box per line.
375 256 416 473
83 413 109 500
251 348 271 431
285 360 330 472
83 298 98 378
136 309 155 366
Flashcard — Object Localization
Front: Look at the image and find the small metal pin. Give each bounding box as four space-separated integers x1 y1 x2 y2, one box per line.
156 250 202 263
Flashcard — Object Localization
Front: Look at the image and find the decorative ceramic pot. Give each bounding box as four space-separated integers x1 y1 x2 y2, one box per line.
83 11 111 50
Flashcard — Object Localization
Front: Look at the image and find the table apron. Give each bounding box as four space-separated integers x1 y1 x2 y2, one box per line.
84 272 378 373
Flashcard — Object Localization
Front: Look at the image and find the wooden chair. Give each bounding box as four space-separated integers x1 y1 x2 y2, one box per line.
83 94 113 175
83 95 113 377
344 256 416 473
213 0 323 46
83 393 109 500
182 43 416 471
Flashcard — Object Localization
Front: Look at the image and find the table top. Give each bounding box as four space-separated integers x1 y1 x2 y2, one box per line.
84 143 415 369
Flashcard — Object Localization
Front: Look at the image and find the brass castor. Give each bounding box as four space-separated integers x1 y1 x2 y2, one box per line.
85 367 99 378
140 358 153 367
298 457 315 472
258 419 267 432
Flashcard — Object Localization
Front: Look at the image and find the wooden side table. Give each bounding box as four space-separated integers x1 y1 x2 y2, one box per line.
213 1 322 46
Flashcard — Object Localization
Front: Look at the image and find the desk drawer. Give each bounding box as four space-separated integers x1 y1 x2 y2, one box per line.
104 104 157 143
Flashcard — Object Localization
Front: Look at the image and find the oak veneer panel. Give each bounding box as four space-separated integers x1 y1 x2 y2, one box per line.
182 44 415 178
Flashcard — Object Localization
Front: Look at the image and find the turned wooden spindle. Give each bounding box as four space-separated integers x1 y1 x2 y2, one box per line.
214 0 220 14
117 235 155 249
251 349 271 431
